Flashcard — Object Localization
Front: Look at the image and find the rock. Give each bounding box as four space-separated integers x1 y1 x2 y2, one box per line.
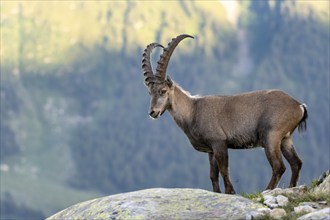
276 195 289 207
318 201 328 205
297 207 330 220
269 208 287 219
263 194 288 208
299 202 321 209
316 170 330 185
294 205 316 214
47 188 266 220
264 195 279 208
262 185 307 198
246 208 270 220
312 171 330 195
261 189 272 195
263 194 274 201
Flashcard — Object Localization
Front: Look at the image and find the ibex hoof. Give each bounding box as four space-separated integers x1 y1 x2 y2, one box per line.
225 189 236 194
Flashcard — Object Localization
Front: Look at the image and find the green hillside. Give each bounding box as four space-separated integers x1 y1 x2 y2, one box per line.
1 1 329 219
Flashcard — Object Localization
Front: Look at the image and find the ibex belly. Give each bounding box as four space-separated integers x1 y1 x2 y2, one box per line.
227 143 261 149
226 130 261 149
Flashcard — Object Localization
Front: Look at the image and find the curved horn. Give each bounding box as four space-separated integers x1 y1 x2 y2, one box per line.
155 34 194 81
142 43 164 85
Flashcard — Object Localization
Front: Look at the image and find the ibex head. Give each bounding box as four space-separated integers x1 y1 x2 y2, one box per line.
142 34 194 119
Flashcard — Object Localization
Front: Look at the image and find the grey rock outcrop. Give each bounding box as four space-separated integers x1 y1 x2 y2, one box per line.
47 171 330 220
298 207 330 220
255 180 329 219
47 188 266 220
312 170 330 195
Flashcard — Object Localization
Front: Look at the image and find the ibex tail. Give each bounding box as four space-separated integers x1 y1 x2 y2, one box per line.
298 104 308 133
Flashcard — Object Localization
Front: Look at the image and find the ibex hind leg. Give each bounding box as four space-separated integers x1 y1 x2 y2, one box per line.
264 135 286 190
281 136 302 187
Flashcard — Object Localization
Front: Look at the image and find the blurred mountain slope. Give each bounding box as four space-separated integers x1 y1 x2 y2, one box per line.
1 1 329 219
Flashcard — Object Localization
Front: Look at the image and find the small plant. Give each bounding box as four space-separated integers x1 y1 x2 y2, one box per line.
308 178 319 191
241 191 264 203
283 190 329 207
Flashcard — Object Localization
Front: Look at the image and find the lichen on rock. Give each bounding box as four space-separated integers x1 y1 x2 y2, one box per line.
47 188 266 220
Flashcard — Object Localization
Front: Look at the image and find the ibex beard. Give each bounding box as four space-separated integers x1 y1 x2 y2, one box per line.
142 34 308 194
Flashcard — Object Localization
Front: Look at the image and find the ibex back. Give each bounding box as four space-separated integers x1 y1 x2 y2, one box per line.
141 34 308 194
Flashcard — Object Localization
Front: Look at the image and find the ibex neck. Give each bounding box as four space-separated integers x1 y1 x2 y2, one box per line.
168 84 195 126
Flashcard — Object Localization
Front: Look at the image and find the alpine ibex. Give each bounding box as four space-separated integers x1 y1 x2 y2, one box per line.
141 34 308 194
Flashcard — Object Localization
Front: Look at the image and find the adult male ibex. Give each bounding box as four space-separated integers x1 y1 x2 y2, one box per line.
141 34 308 194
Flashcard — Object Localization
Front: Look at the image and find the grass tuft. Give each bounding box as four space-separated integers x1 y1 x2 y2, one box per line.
308 178 320 191
241 191 264 203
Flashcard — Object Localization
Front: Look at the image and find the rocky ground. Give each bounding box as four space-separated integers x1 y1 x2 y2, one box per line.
48 171 329 220
246 170 330 219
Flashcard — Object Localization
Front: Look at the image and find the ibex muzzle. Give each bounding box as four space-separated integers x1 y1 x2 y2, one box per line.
141 34 308 194
148 77 173 119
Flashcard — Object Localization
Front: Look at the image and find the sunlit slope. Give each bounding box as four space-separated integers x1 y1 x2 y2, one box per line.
1 1 231 71
2 1 327 71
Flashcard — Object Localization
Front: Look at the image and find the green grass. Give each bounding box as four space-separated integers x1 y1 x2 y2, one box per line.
308 179 320 190
241 191 264 203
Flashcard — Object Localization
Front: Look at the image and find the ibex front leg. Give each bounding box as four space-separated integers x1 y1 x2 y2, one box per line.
208 153 220 193
213 144 236 194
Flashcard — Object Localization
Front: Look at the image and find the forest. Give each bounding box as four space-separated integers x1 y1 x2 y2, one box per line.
1 1 329 219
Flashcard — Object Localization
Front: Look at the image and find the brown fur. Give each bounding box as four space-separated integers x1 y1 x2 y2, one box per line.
143 34 308 194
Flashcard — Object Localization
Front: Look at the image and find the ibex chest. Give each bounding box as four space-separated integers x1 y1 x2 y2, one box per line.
179 124 213 153
188 135 213 153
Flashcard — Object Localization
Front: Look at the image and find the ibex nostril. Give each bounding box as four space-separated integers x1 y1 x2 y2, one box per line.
149 110 155 116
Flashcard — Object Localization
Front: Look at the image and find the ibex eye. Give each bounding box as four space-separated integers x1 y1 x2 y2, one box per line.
159 89 167 95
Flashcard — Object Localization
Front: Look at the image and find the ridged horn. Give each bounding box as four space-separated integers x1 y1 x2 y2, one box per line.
155 34 194 81
142 43 164 85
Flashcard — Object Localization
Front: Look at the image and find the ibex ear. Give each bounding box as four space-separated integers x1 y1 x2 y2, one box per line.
166 75 173 88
